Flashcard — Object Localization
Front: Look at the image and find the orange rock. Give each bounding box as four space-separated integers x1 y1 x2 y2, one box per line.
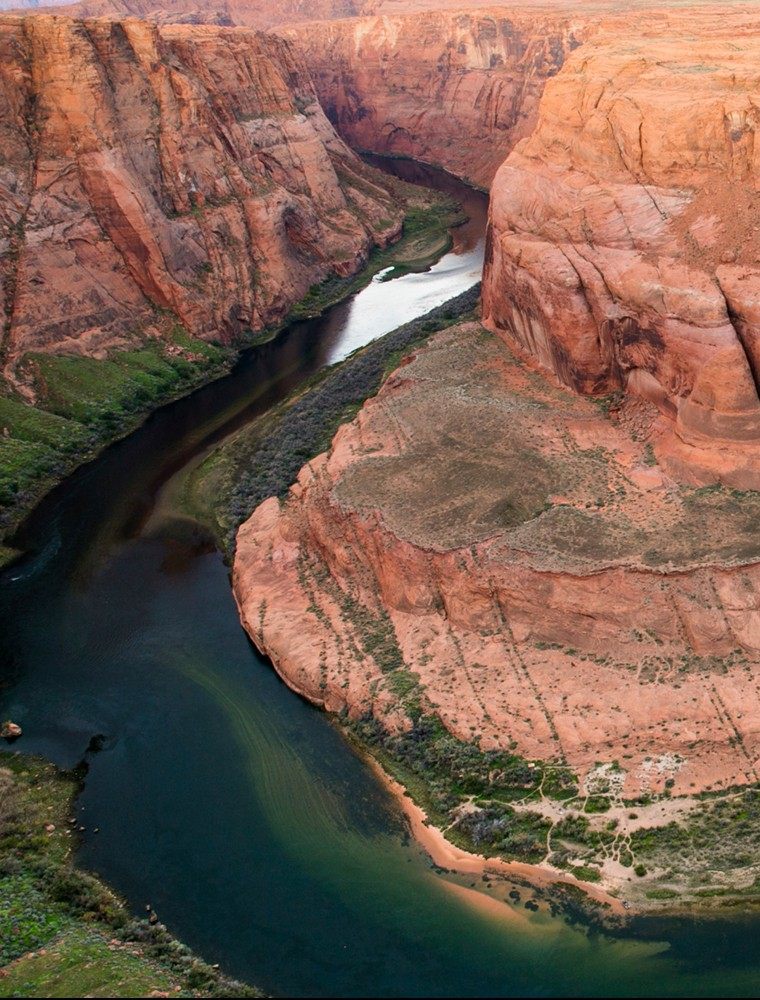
0 14 402 383
481 6 760 487
282 8 591 189
234 323 760 800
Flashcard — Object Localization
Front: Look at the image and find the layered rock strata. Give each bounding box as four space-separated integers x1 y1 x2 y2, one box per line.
235 322 760 800
0 14 402 379
282 8 590 188
482 6 760 487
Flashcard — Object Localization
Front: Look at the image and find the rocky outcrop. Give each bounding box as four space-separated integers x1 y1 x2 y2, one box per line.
278 1 760 485
0 0 361 28
281 8 591 189
235 322 760 800
482 6 760 488
0 14 402 378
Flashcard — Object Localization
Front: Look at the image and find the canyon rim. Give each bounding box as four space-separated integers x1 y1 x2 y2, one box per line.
7 0 760 996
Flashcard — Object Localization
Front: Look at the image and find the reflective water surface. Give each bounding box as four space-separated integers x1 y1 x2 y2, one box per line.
2 161 760 998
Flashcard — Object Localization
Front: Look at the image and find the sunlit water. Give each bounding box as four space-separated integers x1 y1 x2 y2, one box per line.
2 160 760 997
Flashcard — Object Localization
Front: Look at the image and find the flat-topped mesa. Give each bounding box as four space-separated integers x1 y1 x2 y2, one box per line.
0 14 402 378
482 7 760 488
280 8 591 189
235 321 760 805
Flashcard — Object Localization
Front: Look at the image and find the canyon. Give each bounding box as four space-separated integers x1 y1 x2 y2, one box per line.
229 3 760 904
0 0 360 27
5 0 760 909
281 7 590 189
0 13 405 384
234 315 760 903
281 3 760 487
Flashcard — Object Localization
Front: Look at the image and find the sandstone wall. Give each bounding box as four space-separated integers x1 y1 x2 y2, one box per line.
482 7 760 487
282 8 590 188
0 14 402 377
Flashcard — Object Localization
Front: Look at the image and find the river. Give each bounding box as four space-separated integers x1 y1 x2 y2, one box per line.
1 159 760 998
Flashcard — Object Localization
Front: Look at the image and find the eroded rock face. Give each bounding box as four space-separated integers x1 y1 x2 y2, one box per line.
482 7 760 487
0 14 402 376
282 8 589 188
0 0 361 28
235 323 760 799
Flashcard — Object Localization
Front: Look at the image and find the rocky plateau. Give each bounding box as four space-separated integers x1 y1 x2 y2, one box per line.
235 319 760 901
235 321 760 801
8 0 760 902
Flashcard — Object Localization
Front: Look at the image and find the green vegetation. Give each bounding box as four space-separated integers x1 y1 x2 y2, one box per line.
349 712 574 867
0 752 261 997
628 788 760 896
183 285 481 552
0 331 233 544
286 196 464 324
568 865 602 883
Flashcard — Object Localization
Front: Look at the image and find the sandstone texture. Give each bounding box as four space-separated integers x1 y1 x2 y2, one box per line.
282 8 590 189
0 14 403 382
482 5 760 488
0 0 362 28
235 322 760 801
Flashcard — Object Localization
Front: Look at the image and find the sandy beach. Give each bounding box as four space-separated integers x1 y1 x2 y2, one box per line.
369 757 627 917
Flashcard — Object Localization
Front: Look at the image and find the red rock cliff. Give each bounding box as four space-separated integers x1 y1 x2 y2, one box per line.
0 14 402 378
482 6 760 488
281 8 591 188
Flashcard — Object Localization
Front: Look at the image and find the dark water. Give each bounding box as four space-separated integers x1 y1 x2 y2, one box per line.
1 160 760 997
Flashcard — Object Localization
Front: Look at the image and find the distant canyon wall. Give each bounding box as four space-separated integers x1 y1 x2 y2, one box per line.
0 14 402 377
282 8 590 189
0 0 361 28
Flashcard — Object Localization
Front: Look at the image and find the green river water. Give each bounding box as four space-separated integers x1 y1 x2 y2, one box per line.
1 160 759 997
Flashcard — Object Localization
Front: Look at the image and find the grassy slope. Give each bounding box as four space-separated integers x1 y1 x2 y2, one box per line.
0 752 262 998
0 330 233 560
0 177 462 566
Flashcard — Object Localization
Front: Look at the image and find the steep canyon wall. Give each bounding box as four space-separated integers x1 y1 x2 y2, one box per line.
0 14 402 381
283 9 590 189
482 7 760 487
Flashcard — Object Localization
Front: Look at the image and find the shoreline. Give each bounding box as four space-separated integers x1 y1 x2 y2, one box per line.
231 603 628 920
364 752 628 918
0 171 464 568
0 751 261 996
229 616 627 922
0 350 235 569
